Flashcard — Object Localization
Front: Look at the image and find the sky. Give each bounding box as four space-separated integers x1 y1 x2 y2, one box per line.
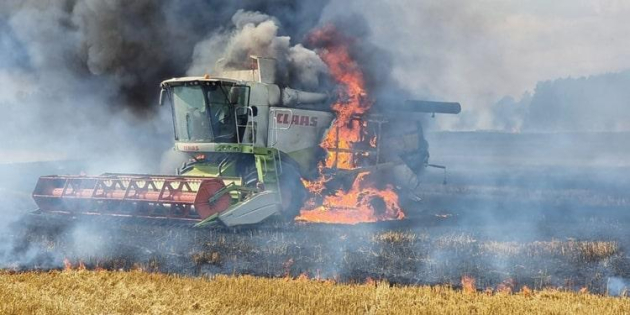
321 0 630 129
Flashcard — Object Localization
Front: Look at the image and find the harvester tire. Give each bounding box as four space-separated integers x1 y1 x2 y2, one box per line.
279 163 306 221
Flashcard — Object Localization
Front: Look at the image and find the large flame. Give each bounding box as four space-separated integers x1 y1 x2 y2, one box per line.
296 26 405 224
298 173 403 224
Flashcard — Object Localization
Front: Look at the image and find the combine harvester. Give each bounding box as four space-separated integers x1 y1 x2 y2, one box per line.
31 57 460 227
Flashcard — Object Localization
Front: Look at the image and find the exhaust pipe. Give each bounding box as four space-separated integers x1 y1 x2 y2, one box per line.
282 88 328 106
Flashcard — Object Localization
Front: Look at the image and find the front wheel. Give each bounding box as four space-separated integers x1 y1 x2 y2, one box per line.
278 163 306 220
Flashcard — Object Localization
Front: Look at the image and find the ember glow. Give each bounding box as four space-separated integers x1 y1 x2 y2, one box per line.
297 26 405 224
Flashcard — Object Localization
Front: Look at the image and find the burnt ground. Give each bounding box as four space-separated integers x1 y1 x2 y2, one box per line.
1 131 630 294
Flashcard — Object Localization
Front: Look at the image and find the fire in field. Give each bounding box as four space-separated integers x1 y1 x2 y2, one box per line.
1 1 630 313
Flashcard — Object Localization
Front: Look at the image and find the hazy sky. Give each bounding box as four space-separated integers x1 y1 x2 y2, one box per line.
2 1 628 131
322 0 630 128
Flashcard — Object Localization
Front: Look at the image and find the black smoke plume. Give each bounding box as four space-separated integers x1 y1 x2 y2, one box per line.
0 1 330 115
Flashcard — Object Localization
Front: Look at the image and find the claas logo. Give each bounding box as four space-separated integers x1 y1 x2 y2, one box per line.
276 113 318 127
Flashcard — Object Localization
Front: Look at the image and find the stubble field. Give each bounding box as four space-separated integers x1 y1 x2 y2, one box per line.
1 132 630 313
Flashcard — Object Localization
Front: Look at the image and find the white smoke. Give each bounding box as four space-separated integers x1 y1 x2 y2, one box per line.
188 9 328 91
607 277 630 296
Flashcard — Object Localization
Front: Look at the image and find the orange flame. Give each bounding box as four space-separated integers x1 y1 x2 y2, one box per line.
63 258 72 271
497 278 515 294
365 277 376 286
297 273 310 281
298 173 403 224
282 258 294 277
461 275 476 294
296 25 405 224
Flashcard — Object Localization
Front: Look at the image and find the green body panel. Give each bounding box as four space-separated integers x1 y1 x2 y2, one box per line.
255 152 279 186
184 162 234 177
176 143 283 223
177 143 282 189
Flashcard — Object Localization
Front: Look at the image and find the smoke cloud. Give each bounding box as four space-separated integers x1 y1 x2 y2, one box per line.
0 0 331 116
0 1 334 166
319 0 630 130
1 1 628 151
494 70 630 132
188 9 329 91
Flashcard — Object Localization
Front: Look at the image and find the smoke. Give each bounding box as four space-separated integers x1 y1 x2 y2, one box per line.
304 15 406 104
488 94 531 132
2 1 628 150
607 277 630 296
318 0 630 130
0 0 332 118
0 1 340 171
495 70 630 132
0 1 336 170
188 9 329 90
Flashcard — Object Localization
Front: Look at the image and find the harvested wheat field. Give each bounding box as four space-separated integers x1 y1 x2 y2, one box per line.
1 270 629 315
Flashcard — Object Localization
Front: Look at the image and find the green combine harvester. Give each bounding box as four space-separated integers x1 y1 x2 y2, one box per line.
32 57 460 227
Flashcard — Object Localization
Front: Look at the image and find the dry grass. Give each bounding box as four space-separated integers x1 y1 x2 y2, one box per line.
480 240 619 261
371 231 422 245
1 270 630 315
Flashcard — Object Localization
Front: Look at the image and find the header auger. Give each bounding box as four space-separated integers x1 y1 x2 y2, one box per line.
32 56 460 227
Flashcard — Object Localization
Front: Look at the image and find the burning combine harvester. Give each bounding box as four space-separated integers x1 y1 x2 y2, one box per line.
32 51 460 227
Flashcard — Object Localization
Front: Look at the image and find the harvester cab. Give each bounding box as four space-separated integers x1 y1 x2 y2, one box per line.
31 56 461 227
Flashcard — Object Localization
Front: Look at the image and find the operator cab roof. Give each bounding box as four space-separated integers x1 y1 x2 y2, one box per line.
161 76 241 86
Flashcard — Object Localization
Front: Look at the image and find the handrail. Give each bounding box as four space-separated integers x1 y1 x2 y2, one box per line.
270 108 293 146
